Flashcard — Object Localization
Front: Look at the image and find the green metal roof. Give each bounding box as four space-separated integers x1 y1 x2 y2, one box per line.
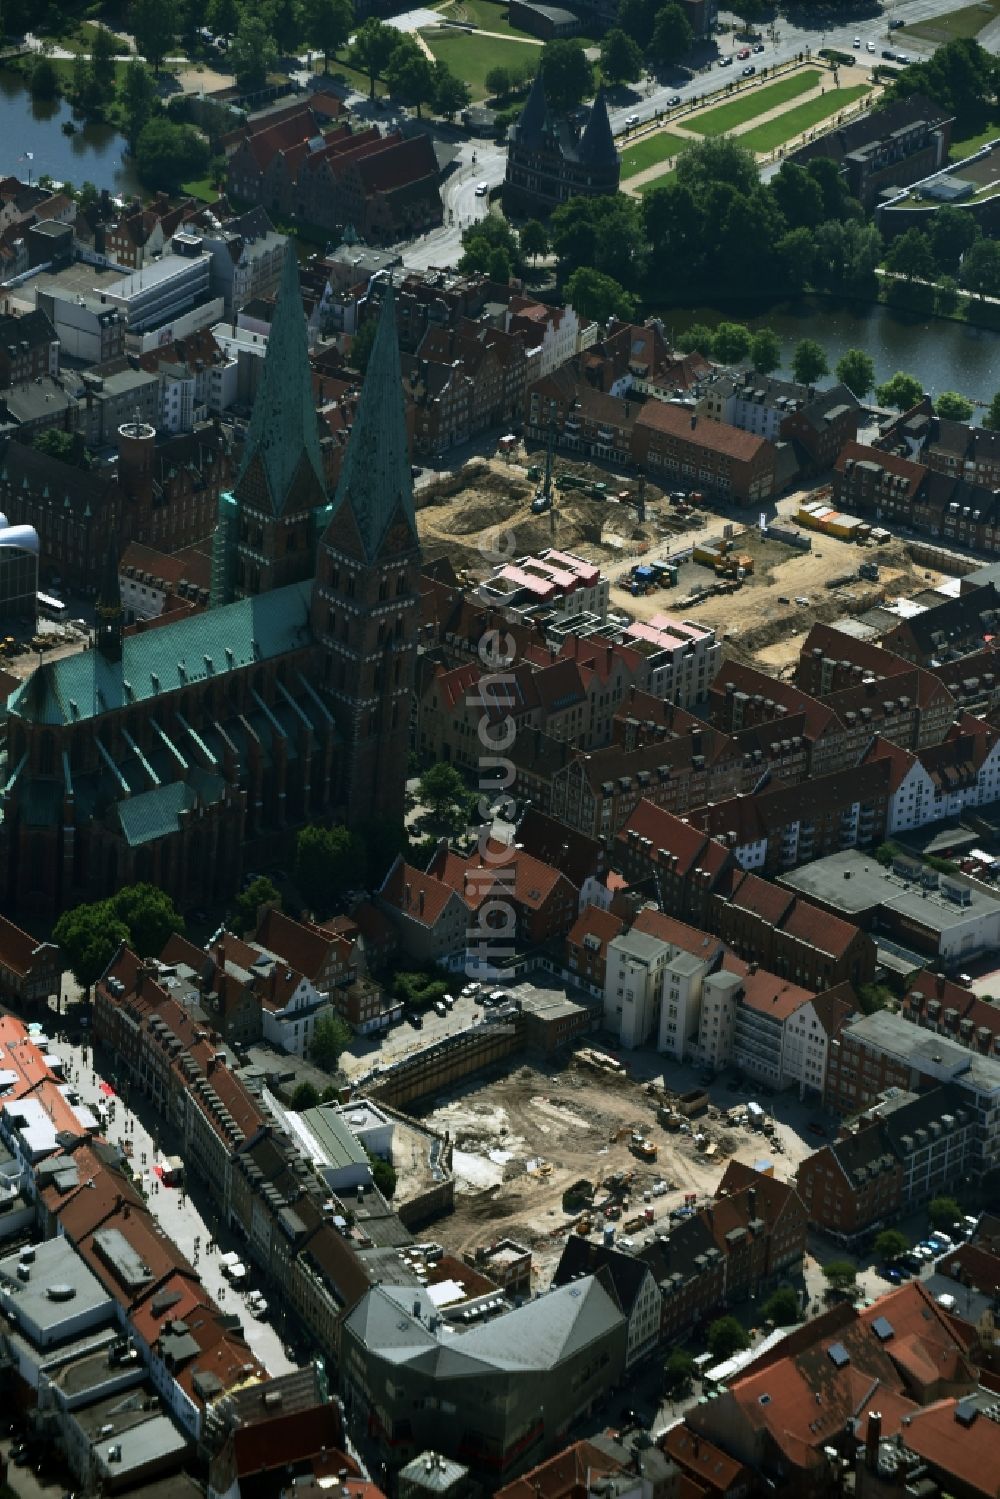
117 782 196 847
9 581 314 727
330 284 417 562
234 250 326 516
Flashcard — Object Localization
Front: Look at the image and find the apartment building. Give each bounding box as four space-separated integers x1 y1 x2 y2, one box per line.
823 1009 1000 1177
604 929 675 1048
477 549 609 620
796 1085 974 1240
899 970 1000 1062
701 373 860 470
790 93 954 209
553 1237 661 1367
713 869 877 990
621 612 721 706
864 717 1000 835
632 401 781 504
615 802 735 929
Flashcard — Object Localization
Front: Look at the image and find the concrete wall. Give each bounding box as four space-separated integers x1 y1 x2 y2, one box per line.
369 1017 527 1109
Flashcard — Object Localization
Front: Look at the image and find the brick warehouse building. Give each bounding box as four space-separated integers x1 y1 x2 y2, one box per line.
0 255 420 915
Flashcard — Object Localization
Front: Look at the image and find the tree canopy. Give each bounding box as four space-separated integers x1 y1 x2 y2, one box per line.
935 391 974 421
763 1288 800 1326
707 1315 749 1360
134 117 209 191
835 348 876 399
648 3 693 68
876 371 924 411
310 1012 353 1071
232 876 281 936
601 28 643 85
750 329 781 374
928 1195 962 1230
302 0 353 70
295 824 366 917
540 38 593 114
564 266 636 323
822 1259 859 1290
712 321 752 364
130 0 177 71
792 338 828 385
885 37 999 133
54 883 185 991
350 17 397 97
874 1228 909 1262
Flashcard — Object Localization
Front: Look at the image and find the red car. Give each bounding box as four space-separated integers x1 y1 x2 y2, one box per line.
737 46 751 58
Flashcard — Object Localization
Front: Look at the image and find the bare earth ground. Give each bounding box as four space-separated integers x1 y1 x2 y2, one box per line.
417 1059 816 1283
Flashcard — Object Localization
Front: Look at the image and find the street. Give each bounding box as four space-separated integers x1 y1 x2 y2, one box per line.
45 1013 299 1379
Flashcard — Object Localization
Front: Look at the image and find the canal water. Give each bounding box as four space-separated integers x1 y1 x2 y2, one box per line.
661 297 1000 402
0 66 140 197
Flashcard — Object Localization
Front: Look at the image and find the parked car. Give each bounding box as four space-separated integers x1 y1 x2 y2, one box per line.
737 46 750 58
742 64 756 75
625 112 640 126
719 55 732 65
853 35 861 46
867 39 876 50
753 41 765 51
667 94 681 105
474 180 489 196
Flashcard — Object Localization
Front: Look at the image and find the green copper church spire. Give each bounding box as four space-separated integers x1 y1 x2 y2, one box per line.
235 248 325 516
331 282 417 562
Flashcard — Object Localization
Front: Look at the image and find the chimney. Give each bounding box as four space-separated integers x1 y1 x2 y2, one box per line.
418 889 426 915
866 1411 882 1472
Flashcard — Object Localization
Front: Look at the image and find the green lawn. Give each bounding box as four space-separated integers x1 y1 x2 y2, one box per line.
950 119 1000 160
905 0 1000 44
686 68 821 136
620 129 693 179
421 28 541 99
317 56 389 97
439 0 540 40
181 176 222 201
738 83 869 152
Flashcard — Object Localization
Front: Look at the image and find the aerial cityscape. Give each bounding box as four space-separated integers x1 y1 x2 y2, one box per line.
0 0 997 1496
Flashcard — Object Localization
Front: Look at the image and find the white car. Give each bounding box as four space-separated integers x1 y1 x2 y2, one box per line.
625 112 640 127
474 180 489 196
867 39 876 51
853 35 861 46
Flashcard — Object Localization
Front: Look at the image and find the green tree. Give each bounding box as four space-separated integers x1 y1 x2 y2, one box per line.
750 328 781 374
936 275 961 316
521 219 549 265
230 13 278 91
91 24 118 101
772 161 824 231
550 194 645 288
53 902 130 994
984 391 1000 430
134 117 209 191
131 0 177 71
876 370 924 411
792 338 828 385
617 0 658 49
707 1315 749 1361
857 982 894 1015
823 1259 859 1291
935 390 974 421
385 35 436 115
31 428 90 468
485 64 511 100
960 237 1000 299
711 321 751 364
350 315 376 374
777 226 817 293
489 245 513 282
885 227 937 282
763 1288 800 1326
72 54 95 111
232 875 280 935
540 38 593 113
600 27 642 85
565 265 635 322
311 1012 353 1070
301 0 352 69
928 1195 962 1230
835 348 876 400
648 2 692 68
675 134 759 198
350 17 397 97
433 59 471 120
295 824 366 915
207 0 240 35
291 1081 320 1110
265 0 302 54
929 204 979 275
419 762 467 817
663 1348 695 1396
76 181 100 214
884 37 999 134
30 55 59 98
369 1152 397 1197
676 322 715 355
120 59 156 145
111 883 185 956
874 1228 909 1262
736 0 765 29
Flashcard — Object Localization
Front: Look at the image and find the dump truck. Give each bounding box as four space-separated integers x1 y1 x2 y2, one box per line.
630 1134 658 1162
676 1088 710 1118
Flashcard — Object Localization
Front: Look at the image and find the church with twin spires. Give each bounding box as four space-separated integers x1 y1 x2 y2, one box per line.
0 254 421 917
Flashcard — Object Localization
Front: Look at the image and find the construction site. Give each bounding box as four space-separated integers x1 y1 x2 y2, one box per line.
414 452 961 678
417 1052 817 1284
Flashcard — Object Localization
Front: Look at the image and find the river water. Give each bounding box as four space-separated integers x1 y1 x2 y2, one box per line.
662 297 1000 402
0 66 140 197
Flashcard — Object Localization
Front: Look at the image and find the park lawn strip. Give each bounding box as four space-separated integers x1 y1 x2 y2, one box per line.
905 0 1000 44
685 68 821 136
421 27 541 98
318 56 389 96
738 83 869 152
620 130 693 178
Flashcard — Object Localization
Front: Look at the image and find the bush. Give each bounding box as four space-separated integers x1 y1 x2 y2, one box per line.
928 1195 961 1230
822 1259 858 1290
369 1154 397 1198
874 1228 909 1262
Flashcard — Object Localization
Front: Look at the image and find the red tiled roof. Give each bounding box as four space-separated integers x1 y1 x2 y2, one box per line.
256 907 340 985
495 1440 625 1499
835 441 926 497
901 1399 1000 1498
232 1405 357 1479
380 860 462 927
665 1424 749 1492
566 904 624 954
636 400 775 461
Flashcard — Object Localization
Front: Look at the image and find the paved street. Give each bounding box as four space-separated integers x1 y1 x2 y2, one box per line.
45 1009 298 1379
